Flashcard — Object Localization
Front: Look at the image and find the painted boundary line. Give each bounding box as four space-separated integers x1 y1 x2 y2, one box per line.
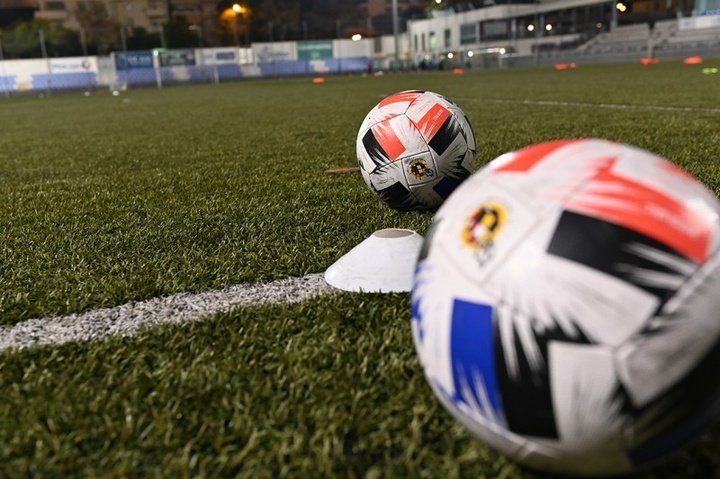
0 274 333 352
460 97 720 114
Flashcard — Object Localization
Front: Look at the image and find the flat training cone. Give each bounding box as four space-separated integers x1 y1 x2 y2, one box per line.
324 229 424 293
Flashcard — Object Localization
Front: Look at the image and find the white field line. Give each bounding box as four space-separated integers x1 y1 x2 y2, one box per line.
0 274 333 352
459 97 720 114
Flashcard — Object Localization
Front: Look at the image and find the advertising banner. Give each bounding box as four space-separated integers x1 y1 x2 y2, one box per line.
298 40 333 60
115 51 154 70
49 57 97 73
159 49 196 67
252 42 297 62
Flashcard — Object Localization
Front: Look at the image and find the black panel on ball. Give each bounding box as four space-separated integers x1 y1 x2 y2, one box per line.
375 181 422 211
494 318 591 439
362 129 390 169
627 336 720 465
428 116 463 157
547 210 696 306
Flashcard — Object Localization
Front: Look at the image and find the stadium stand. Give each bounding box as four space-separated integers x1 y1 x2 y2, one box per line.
578 23 652 55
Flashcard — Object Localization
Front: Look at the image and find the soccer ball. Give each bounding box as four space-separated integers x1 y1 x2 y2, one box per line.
411 139 720 475
356 90 476 211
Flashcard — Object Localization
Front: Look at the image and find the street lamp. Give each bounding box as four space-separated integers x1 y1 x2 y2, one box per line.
228 3 250 46
351 33 362 41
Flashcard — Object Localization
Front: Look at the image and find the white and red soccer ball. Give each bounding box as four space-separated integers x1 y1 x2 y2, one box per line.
356 90 476 211
412 139 720 475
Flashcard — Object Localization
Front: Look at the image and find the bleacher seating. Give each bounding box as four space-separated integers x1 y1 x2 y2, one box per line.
578 23 651 55
578 18 720 56
660 26 720 49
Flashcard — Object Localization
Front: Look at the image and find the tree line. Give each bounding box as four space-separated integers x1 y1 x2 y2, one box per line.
0 0 460 59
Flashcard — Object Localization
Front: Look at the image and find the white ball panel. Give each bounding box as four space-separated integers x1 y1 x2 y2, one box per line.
616 252 720 408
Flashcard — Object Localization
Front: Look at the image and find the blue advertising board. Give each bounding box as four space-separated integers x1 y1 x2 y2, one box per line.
115 51 154 70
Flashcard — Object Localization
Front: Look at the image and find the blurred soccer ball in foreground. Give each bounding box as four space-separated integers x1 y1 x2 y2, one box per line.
356 90 476 211
411 139 720 475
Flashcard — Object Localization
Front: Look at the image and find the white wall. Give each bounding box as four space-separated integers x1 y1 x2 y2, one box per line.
679 14 720 30
0 56 98 92
333 38 372 58
199 47 254 65
0 37 405 93
252 42 298 61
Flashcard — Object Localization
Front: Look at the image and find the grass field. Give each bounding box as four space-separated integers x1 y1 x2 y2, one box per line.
1 61 719 477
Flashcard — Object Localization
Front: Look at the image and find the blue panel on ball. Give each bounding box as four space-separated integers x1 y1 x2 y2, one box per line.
628 338 720 466
628 397 720 466
450 299 503 416
410 291 424 343
432 176 459 200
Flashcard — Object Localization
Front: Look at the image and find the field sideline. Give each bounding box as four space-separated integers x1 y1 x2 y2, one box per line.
1 62 719 477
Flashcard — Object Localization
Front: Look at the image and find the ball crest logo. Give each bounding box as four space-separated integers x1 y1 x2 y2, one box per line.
462 202 507 262
408 158 435 180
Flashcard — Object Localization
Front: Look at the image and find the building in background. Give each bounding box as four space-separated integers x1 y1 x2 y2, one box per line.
356 0 427 34
33 0 168 33
0 0 36 27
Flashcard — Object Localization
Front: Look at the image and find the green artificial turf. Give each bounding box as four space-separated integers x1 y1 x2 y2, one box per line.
1 62 719 324
0 295 718 478
0 61 719 476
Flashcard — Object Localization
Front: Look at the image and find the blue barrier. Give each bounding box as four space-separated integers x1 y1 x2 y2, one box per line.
258 60 307 76
217 64 242 81
258 57 370 76
31 72 96 90
0 76 16 93
159 68 180 84
117 69 157 87
188 67 216 83
3 56 371 93
322 57 372 73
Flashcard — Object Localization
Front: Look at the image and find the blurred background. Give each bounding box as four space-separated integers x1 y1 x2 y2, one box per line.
0 0 719 93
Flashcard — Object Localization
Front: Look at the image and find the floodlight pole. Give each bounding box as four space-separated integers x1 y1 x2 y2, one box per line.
0 33 9 98
39 28 52 95
80 28 92 94
533 14 540 66
120 25 127 51
392 0 399 63
336 18 341 73
80 27 88 56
